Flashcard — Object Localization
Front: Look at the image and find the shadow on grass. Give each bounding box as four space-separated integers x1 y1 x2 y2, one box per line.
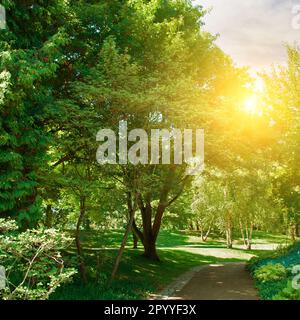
54 229 287 300
51 248 245 300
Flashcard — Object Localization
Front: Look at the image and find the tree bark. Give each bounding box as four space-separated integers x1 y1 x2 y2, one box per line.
246 225 253 250
140 198 161 261
203 225 211 242
84 216 91 231
132 195 165 261
226 227 233 249
132 231 138 249
109 192 136 286
239 220 246 246
200 225 204 241
225 214 233 249
200 223 211 242
132 168 187 261
45 204 53 228
143 231 160 261
289 224 297 242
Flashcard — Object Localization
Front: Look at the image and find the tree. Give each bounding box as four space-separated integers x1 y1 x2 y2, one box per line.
263 46 300 240
65 1 245 260
0 1 72 227
192 169 235 248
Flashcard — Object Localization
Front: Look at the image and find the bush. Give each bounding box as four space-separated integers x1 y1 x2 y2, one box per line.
273 281 300 300
0 218 76 300
255 279 288 300
254 263 287 283
249 243 300 300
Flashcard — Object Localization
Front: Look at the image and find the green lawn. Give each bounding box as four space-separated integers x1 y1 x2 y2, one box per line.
51 229 294 300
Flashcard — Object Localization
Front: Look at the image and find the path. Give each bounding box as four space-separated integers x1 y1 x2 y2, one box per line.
153 262 259 300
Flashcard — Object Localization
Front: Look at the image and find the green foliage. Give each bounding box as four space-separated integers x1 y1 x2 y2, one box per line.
254 263 287 283
255 279 288 300
0 1 72 226
263 46 300 239
0 0 299 300
273 281 300 300
50 230 246 300
249 243 300 300
0 218 76 300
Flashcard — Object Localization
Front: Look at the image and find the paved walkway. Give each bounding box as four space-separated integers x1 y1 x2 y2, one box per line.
153 263 259 300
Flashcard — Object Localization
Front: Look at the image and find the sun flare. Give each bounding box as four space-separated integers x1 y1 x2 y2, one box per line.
241 77 265 116
243 96 258 115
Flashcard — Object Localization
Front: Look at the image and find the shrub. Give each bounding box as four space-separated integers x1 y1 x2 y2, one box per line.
0 218 76 300
273 281 300 300
254 263 287 283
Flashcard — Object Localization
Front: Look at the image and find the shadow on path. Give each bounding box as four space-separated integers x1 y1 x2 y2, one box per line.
152 262 258 300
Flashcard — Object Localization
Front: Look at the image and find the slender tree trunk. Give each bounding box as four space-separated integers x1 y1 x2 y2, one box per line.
225 214 233 249
239 220 246 246
84 216 91 231
200 223 211 242
246 225 253 250
109 192 136 286
203 225 212 242
200 225 204 241
290 224 296 242
132 218 144 243
132 231 138 249
226 228 233 249
45 204 53 228
75 195 87 283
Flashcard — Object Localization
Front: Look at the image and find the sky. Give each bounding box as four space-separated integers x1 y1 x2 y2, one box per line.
194 0 300 73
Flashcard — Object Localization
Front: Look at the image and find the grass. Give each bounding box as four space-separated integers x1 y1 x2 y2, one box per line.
51 249 242 300
51 229 294 300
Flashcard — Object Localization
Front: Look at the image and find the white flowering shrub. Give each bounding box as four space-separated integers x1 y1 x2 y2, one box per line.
0 219 76 300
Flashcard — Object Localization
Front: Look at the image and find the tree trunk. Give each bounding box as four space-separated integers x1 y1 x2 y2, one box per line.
246 225 253 250
84 216 91 231
132 231 138 249
141 201 161 261
225 214 233 249
290 224 297 242
132 168 185 261
75 195 87 283
143 232 160 261
203 225 212 242
239 220 246 246
109 192 136 286
45 204 53 228
226 228 233 249
200 226 204 241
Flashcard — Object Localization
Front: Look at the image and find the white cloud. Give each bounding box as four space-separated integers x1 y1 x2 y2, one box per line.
193 0 300 72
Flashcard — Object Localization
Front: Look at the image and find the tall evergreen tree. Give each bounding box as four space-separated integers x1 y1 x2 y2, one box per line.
0 1 72 226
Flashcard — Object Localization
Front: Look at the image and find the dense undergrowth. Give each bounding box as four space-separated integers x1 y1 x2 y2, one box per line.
249 243 300 300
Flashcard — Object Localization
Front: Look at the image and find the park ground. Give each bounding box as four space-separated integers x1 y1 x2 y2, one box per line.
51 230 297 300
